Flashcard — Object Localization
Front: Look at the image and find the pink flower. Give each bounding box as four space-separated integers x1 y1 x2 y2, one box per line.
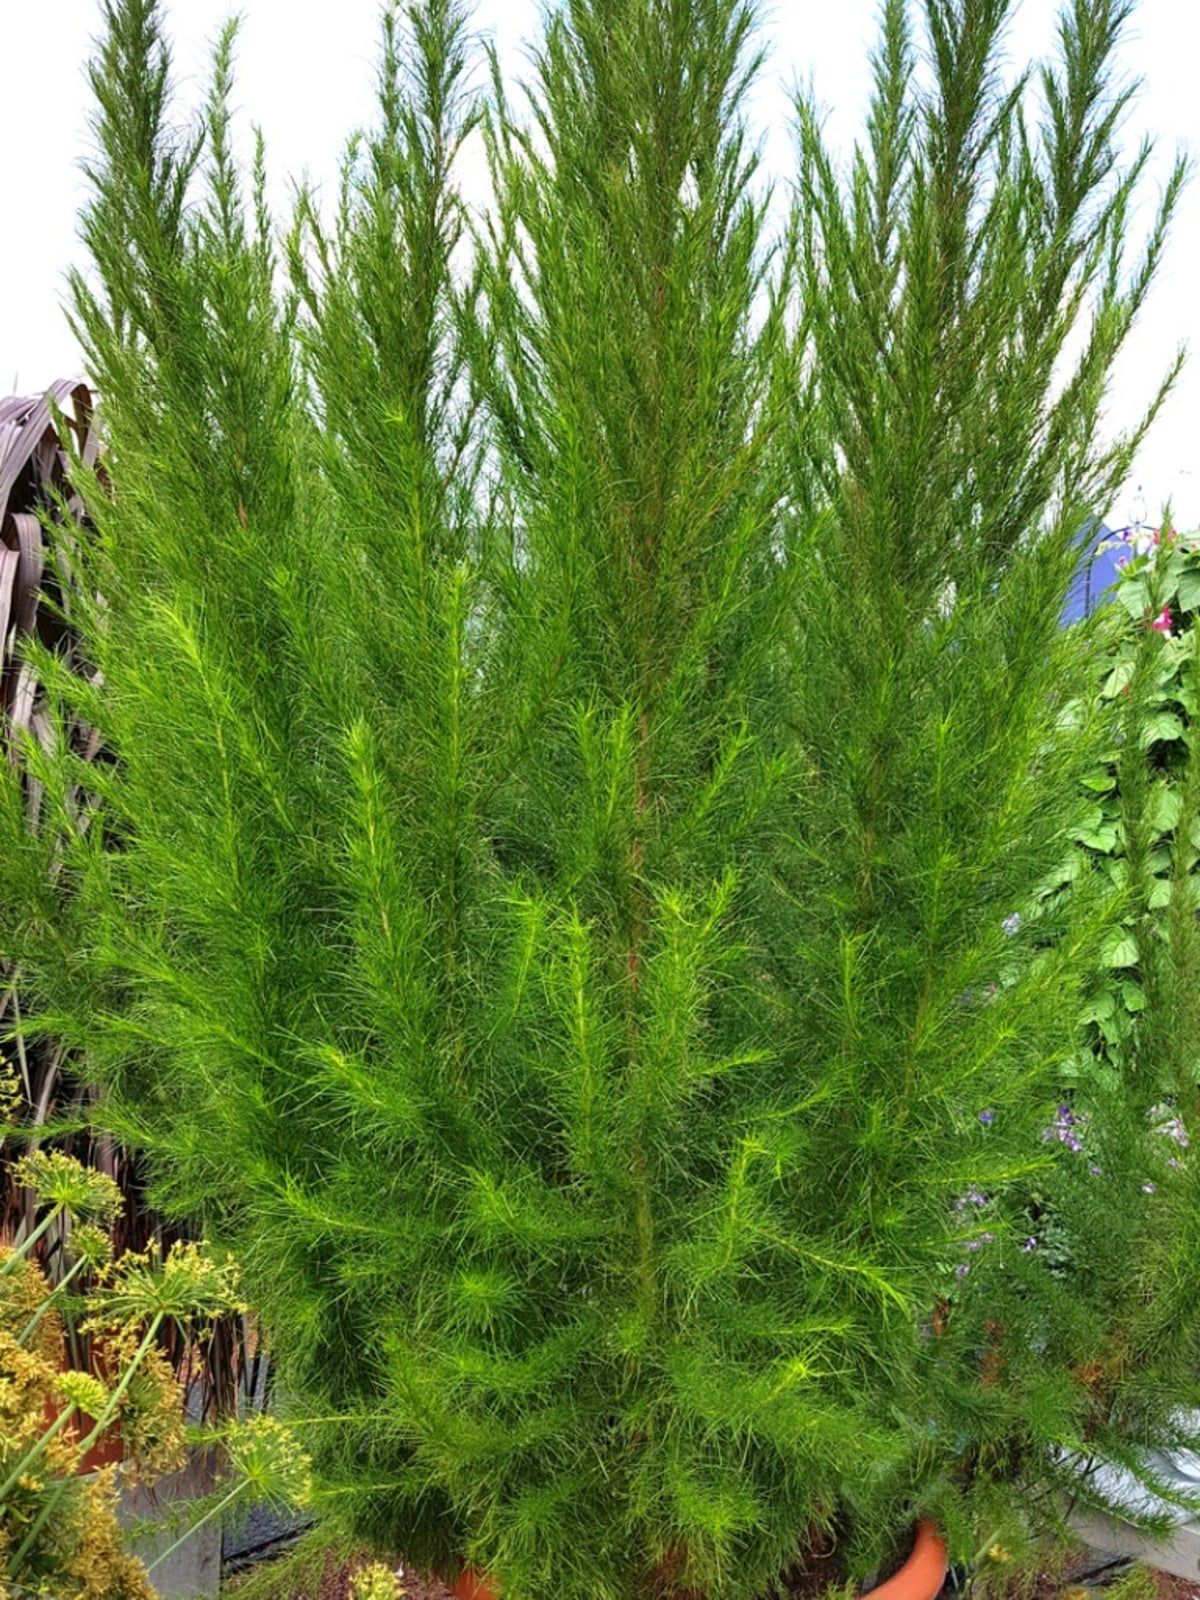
1150 606 1173 635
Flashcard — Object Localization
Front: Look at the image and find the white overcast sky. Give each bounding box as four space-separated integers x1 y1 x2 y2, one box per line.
2 0 1197 528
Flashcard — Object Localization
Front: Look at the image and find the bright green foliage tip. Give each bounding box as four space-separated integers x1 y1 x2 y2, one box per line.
0 0 1195 1595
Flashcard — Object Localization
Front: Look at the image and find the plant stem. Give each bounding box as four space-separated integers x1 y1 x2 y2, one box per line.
0 1403 77 1504
18 1254 87 1345
1 1204 64 1274
11 1312 165 1575
77 1312 165 1458
145 1478 247 1573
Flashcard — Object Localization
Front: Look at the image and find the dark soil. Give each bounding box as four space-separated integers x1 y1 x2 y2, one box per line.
773 1531 847 1599
222 1542 456 1600
1152 1572 1200 1600
983 1549 1200 1600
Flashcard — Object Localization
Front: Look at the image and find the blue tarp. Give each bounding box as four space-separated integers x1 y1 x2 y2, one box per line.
1063 521 1127 623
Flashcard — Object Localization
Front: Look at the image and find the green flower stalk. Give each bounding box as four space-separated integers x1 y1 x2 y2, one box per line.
2 1152 123 1274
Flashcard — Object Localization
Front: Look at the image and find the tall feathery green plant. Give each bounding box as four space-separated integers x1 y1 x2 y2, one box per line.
780 0 1197 1563
0 0 1195 1595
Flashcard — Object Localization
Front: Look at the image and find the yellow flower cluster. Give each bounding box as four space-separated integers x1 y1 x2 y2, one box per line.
57 1469 158 1600
223 1413 313 1508
56 1369 112 1419
1 1257 158 1600
12 1150 124 1226
87 1239 245 1328
0 1199 186 1595
71 1223 115 1271
110 1330 188 1485
351 1561 406 1600
0 1252 76 1488
1 1155 309 1599
0 1245 61 1356
0 1056 20 1123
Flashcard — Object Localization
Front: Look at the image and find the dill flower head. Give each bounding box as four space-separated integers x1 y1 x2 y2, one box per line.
351 1563 405 1600
64 1468 158 1600
12 1151 123 1226
83 1322 188 1485
222 1413 313 1508
120 1337 188 1483
87 1240 244 1327
70 1223 115 1271
0 1327 72 1478
0 1053 21 1122
0 1246 63 1361
55 1369 112 1419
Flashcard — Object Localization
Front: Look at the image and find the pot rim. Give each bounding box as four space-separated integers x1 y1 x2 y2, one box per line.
445 1522 949 1600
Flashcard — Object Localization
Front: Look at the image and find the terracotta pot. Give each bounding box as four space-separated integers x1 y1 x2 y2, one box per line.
448 1570 500 1600
866 1521 948 1600
40 1396 124 1473
442 1522 948 1600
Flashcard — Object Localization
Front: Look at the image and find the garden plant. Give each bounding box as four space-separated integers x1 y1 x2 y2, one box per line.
1 0 1199 1597
0 1150 306 1598
0 382 255 1424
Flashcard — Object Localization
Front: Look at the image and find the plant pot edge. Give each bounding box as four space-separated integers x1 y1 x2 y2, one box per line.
443 1520 949 1600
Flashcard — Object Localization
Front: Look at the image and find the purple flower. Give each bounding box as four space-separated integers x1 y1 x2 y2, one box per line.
1002 913 1022 937
955 1263 971 1280
978 1109 995 1126
1045 1103 1085 1151
1022 1237 1038 1252
1090 1164 1103 1176
1143 1182 1157 1195
965 1232 996 1253
954 1188 989 1211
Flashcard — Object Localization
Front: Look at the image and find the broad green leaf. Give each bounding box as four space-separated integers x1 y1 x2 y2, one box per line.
1080 991 1115 1023
1120 980 1147 1012
1101 659 1135 698
1101 929 1139 968
1118 577 1151 620
1142 711 1185 746
1077 826 1118 852
1081 769 1117 794
1147 784 1183 833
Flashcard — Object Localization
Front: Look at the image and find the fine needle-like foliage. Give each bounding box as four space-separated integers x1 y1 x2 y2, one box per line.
0 0 1195 1596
